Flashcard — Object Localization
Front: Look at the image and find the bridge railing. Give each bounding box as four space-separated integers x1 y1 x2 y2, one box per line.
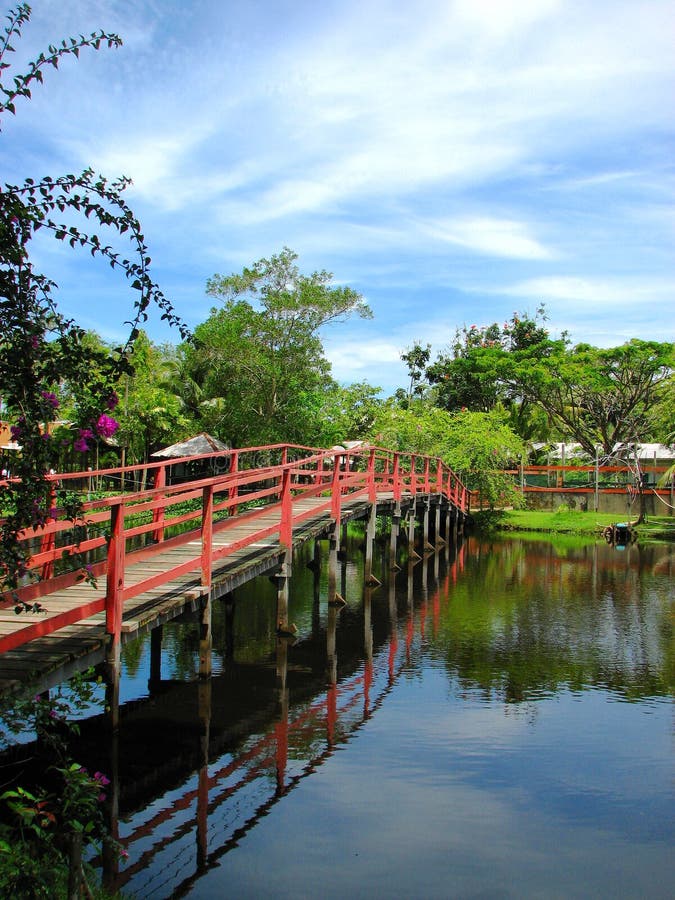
0 443 467 651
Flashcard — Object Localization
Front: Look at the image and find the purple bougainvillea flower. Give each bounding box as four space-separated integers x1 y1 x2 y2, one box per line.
40 391 59 409
95 414 119 439
74 428 94 453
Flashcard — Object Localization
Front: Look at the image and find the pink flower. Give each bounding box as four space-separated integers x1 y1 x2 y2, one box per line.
95 414 119 439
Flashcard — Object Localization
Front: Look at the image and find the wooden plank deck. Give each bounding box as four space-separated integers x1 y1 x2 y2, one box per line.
0 491 408 696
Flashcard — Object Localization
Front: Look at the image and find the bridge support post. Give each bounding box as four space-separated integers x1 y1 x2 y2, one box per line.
275 548 294 634
422 498 434 554
307 539 321 574
328 522 345 605
434 500 444 546
364 503 381 586
407 500 421 560
224 593 235 660
104 647 121 733
311 541 321 602
389 502 401 570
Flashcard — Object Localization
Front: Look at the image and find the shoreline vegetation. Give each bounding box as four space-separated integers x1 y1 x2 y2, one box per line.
473 508 675 542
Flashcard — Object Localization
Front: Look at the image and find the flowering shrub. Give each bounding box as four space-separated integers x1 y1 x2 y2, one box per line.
95 414 119 439
0 670 125 896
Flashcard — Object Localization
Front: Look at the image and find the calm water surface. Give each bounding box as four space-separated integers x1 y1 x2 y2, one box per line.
66 534 675 897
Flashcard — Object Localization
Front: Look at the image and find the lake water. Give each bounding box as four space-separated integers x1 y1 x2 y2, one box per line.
47 532 675 897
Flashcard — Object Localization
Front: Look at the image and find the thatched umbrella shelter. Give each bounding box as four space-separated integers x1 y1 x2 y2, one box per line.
151 433 231 484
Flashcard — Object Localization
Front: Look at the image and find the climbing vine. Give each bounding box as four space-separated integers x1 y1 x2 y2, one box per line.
0 4 188 590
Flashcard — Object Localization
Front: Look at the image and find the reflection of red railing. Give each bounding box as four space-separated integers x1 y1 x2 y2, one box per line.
111 546 464 896
1 444 468 652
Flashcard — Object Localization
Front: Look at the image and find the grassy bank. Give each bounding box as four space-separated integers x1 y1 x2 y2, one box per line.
473 508 675 540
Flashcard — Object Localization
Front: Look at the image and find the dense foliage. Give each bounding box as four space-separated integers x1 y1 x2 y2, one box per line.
180 247 371 447
369 402 526 507
426 308 673 455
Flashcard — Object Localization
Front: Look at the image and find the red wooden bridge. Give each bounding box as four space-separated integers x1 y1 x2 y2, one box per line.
0 443 468 692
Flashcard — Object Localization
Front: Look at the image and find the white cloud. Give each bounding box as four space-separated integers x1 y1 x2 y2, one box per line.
499 276 675 307
420 216 554 260
327 339 402 371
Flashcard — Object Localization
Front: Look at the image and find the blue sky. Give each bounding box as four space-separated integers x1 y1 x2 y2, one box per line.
3 0 674 394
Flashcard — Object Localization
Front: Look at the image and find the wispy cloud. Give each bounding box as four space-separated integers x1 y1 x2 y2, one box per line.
419 216 554 260
499 276 675 307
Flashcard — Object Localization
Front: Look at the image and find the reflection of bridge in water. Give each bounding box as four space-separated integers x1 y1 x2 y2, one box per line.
82 540 467 898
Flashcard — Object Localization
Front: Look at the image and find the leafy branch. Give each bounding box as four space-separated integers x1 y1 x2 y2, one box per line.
0 3 122 121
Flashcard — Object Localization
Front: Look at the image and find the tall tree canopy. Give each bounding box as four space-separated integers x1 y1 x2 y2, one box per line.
426 308 554 438
426 309 673 454
506 338 673 457
182 248 371 447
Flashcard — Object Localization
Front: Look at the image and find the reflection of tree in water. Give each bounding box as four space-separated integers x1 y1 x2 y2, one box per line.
435 537 673 703
122 633 148 678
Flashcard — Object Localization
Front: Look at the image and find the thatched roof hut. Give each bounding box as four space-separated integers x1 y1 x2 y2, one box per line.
151 433 229 460
151 433 231 484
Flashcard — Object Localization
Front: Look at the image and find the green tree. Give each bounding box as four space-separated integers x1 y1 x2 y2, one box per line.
509 339 674 457
399 341 431 407
427 308 553 439
313 380 383 446
182 248 371 446
368 401 525 508
368 400 454 459
442 409 526 508
115 332 191 465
